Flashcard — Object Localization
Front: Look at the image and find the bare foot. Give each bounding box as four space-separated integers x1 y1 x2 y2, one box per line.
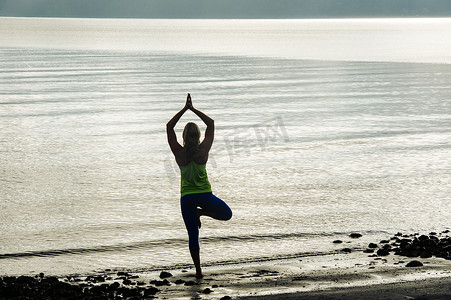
195 271 203 279
196 208 202 229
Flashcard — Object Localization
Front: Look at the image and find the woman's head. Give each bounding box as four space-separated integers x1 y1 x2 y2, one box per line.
183 122 201 156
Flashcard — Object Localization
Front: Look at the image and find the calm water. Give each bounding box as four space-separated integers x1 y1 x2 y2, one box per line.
0 18 450 276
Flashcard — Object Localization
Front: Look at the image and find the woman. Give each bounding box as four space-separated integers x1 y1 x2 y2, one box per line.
166 93 232 278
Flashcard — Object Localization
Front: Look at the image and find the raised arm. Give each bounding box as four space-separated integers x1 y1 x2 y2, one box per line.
166 99 189 155
188 95 214 151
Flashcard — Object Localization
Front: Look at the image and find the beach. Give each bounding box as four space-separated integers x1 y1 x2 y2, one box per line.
2 251 450 299
2 233 451 299
1 18 451 298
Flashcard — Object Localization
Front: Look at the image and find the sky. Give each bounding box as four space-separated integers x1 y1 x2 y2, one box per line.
1 0 451 19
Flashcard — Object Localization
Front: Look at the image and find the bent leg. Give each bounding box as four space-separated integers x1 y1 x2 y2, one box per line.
199 193 232 221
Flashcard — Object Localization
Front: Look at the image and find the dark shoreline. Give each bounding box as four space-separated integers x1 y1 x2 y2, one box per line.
1 231 450 299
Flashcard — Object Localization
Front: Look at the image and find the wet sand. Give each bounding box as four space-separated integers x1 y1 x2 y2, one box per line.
2 251 450 299
2 232 451 299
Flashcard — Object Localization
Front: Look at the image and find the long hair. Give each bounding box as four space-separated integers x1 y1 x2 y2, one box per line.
183 122 201 159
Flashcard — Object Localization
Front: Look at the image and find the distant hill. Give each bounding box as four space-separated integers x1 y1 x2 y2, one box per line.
1 0 451 18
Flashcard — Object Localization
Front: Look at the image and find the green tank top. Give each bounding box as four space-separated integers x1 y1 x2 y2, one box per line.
179 160 212 197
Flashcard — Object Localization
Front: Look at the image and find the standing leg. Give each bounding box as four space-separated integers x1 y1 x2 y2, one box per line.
181 195 203 278
189 249 203 278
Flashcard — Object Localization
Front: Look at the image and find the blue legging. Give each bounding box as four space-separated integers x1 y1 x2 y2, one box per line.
181 192 232 251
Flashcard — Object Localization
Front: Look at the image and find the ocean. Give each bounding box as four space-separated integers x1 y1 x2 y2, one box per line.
0 17 450 276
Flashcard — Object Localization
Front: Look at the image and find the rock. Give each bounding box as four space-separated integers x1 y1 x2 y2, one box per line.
333 240 343 244
1 285 20 298
117 271 131 277
420 252 433 258
122 279 133 285
184 280 196 286
117 286 139 298
393 237 402 244
144 286 160 296
201 288 213 294
108 282 120 291
376 249 390 256
382 244 392 250
350 233 362 239
406 260 423 267
368 243 378 248
221 296 232 300
159 271 173 279
86 275 105 283
393 233 451 259
341 248 352 253
89 285 107 295
16 276 35 284
0 275 86 299
380 240 389 244
418 235 429 242
174 279 185 284
150 279 171 286
363 249 374 253
41 276 59 284
392 247 401 254
400 239 411 246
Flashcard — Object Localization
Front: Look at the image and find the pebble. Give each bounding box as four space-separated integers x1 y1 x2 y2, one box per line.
364 232 451 261
376 249 390 256
159 271 173 279
406 260 423 267
0 274 157 299
201 287 213 294
150 279 171 286
350 233 362 238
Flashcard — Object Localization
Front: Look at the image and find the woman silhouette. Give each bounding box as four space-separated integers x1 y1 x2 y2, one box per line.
166 93 232 278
